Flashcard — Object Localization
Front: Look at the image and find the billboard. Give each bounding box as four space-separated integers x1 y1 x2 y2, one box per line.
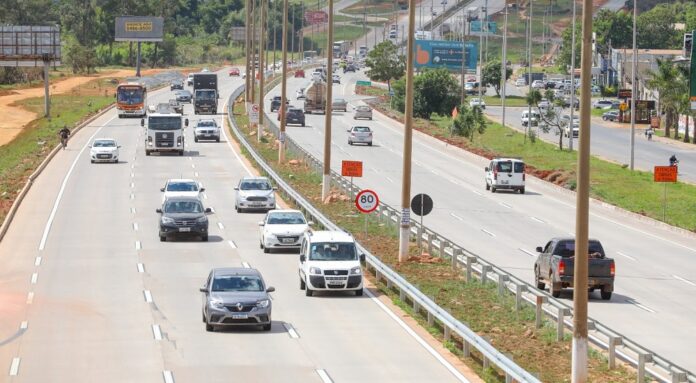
304 11 328 25
0 26 61 67
230 26 262 42
470 21 497 34
414 40 479 71
115 16 164 42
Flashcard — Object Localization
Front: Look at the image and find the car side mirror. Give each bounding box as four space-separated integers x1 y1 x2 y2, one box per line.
140 119 144 127
360 253 366 263
258 221 264 226
347 129 351 132
300 254 306 262
200 188 205 192
205 208 212 214
199 287 207 293
266 286 275 293
234 187 239 190
160 188 165 192
156 208 162 213
536 246 543 253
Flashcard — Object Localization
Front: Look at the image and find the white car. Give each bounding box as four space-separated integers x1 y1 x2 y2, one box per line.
531 80 545 89
259 210 311 253
235 176 276 212
161 179 204 202
469 98 486 109
332 74 341 84
296 88 306 100
89 138 120 163
485 157 525 194
186 74 194 86
194 119 220 142
347 125 373 146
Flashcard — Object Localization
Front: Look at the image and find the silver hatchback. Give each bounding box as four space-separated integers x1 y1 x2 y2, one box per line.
234 176 277 212
200 268 275 331
353 105 372 120
347 126 373 146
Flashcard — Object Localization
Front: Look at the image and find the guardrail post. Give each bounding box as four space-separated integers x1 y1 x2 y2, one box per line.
399 287 405 301
515 284 527 311
535 296 547 328
427 295 435 326
462 339 470 357
481 265 491 285
413 299 419 313
427 234 435 256
439 240 447 259
607 335 623 369
637 353 653 383
466 256 476 282
444 326 451 342
557 308 568 341
451 248 461 269
482 337 490 368
671 370 687 383
416 225 423 249
498 275 509 296
386 278 393 289
504 354 514 383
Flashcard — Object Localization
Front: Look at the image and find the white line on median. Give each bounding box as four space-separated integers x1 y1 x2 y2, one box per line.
385 176 394 184
282 323 300 338
34 257 42 266
39 115 114 251
481 228 496 237
130 182 135 189
450 212 463 221
673 275 696 287
228 240 237 249
30 273 38 284
26 292 34 304
364 288 471 382
144 290 153 303
194 172 199 177
20 321 27 330
471 190 483 196
137 263 145 273
217 222 224 229
191 163 196 169
616 251 636 261
628 299 656 313
130 193 135 200
131 172 134 178
162 370 175 383
9 357 20 376
530 216 545 224
131 207 136 214
316 369 333 383
135 241 142 250
499 202 512 209
519 248 537 257
133 223 139 231
152 324 163 340
242 262 251 268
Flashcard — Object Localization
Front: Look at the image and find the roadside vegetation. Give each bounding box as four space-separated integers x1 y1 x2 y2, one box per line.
229 99 637 383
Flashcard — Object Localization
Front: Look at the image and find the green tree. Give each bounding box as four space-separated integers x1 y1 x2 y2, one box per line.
482 60 512 96
526 89 568 150
647 58 683 138
452 104 487 141
412 68 460 118
637 4 680 49
557 21 580 71
593 9 632 53
365 41 405 89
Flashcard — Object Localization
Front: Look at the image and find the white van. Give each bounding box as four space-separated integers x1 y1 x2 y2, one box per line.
485 158 526 194
298 231 365 296
521 110 540 127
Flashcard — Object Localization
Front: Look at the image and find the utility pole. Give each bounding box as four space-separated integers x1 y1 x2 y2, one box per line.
569 0 577 151
250 0 257 108
398 0 417 263
525 0 533 143
460 2 467 104
279 0 289 163
245 0 252 108
484 0 488 61
478 7 483 101
322 0 335 201
258 0 266 141
572 0 594 380
629 0 637 170
273 2 278 70
291 5 295 66
501 4 508 128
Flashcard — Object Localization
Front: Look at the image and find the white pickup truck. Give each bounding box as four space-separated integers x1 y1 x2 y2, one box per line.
298 231 365 296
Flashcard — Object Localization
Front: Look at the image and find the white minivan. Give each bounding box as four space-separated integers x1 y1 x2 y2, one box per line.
485 158 526 194
298 231 365 296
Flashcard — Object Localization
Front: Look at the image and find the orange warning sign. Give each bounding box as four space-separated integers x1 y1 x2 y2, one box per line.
654 166 677 182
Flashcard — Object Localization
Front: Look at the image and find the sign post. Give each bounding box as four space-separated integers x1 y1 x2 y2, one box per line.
355 189 379 237
341 160 363 198
691 29 696 110
411 193 433 256
654 165 678 220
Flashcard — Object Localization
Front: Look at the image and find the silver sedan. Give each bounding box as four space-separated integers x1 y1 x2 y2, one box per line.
347 125 373 146
332 98 348 112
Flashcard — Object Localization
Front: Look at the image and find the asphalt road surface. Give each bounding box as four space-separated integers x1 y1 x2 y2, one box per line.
267 69 696 373
0 69 470 382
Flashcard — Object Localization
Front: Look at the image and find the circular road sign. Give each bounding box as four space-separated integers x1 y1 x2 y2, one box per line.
252 104 260 112
355 189 379 213
411 193 433 216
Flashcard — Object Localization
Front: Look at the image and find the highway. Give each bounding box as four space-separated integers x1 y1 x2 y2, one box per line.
0 69 470 382
266 69 696 373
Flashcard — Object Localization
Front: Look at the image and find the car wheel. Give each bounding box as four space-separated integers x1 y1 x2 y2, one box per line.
202 311 206 323
194 137 198 142
263 247 270 254
520 187 525 194
160 236 166 242
90 160 95 164
600 290 612 300
205 322 214 332
485 182 490 191
603 117 608 121
179 151 184 156
262 323 272 331
491 186 496 193
146 150 151 156
300 278 306 290
216 138 220 143
201 235 208 242
235 206 241 213
348 141 352 145
260 241 264 249
369 117 372 120
551 281 561 298
535 269 545 290
368 142 372 146
355 289 363 296
305 285 313 296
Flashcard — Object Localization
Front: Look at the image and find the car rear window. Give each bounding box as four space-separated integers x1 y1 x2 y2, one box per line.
514 162 524 173
555 241 604 257
496 161 513 172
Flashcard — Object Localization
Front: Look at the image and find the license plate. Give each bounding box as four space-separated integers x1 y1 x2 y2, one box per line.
327 280 344 285
500 180 509 184
282 238 294 243
231 314 248 319
179 227 191 232
251 203 264 206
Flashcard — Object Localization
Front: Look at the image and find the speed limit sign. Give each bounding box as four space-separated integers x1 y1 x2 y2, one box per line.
355 189 379 213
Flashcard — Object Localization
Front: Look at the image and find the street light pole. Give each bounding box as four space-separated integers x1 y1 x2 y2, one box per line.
629 0 637 170
572 0 594 380
250 0 257 107
322 0 335 201
501 4 508 128
398 0 417 263
245 0 252 108
258 0 266 141
569 0 577 151
525 0 533 143
279 0 289 163
477 7 483 101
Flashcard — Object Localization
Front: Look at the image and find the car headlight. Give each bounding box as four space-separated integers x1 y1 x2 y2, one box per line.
309 267 322 275
210 298 224 308
196 216 208 223
350 266 362 275
256 299 270 308
161 217 175 224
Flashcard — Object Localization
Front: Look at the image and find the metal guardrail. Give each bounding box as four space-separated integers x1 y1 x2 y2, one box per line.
227 85 541 383
236 76 696 383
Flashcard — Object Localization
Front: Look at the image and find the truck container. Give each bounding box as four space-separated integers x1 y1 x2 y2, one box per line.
193 73 218 114
304 81 326 114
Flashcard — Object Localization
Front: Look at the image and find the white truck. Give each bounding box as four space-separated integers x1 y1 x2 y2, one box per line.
142 112 188 156
298 231 365 296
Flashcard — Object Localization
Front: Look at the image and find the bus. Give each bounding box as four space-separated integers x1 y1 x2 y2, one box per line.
116 82 147 118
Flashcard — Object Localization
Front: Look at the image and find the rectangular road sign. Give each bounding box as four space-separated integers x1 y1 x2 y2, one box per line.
115 16 164 42
470 21 497 34
0 26 61 67
249 104 259 124
414 39 478 71
356 80 372 86
341 160 363 177
654 166 677 182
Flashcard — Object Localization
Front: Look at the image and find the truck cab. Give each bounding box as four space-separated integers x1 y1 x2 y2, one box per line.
142 112 188 156
193 73 219 115
298 231 365 296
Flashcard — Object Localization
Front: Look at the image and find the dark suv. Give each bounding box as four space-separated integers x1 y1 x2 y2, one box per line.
285 108 305 127
157 197 212 241
270 96 288 112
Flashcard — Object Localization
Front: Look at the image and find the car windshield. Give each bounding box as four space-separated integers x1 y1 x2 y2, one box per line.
240 180 272 191
309 242 357 261
93 140 116 147
148 116 181 130
117 87 144 105
211 275 264 292
267 212 306 225
197 120 216 127
353 127 370 133
164 200 203 213
167 182 198 192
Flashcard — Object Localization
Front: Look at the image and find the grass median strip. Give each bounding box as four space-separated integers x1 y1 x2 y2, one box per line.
358 85 696 232
229 100 636 382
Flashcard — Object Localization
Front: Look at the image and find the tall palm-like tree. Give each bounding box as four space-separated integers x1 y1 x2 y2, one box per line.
647 58 680 138
675 64 692 143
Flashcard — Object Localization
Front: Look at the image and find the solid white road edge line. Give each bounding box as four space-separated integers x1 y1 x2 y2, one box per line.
519 248 537 257
9 357 20 376
162 370 174 383
499 202 512 209
364 288 471 383
217 222 224 229
220 102 253 176
242 262 251 268
135 241 142 250
152 324 163 340
673 275 696 287
530 216 545 223
228 240 237 249
144 290 153 303
38 115 114 250
628 299 656 313
315 369 333 383
481 228 496 237
282 322 300 339
133 222 139 231
450 212 464 221
616 251 636 261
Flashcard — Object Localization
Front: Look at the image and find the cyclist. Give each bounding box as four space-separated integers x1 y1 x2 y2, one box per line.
669 154 679 167
58 126 71 150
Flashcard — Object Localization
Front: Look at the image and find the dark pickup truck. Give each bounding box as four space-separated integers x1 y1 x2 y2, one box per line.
534 237 615 300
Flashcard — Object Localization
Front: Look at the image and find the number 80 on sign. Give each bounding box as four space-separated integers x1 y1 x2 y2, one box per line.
355 189 379 213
